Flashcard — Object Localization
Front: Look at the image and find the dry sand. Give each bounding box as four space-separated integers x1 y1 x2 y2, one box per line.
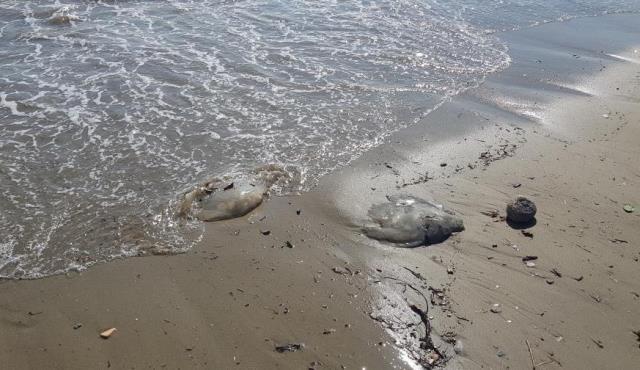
1 14 639 370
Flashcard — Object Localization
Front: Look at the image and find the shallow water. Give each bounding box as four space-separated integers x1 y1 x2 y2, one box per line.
1 0 638 278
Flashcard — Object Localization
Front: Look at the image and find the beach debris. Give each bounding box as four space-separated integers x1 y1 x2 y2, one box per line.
477 142 518 166
550 268 562 278
521 230 534 238
284 241 295 249
363 195 464 247
453 340 464 354
481 209 500 218
275 343 304 353
404 266 427 282
260 229 271 235
573 275 584 282
47 7 80 25
496 350 506 358
322 328 336 335
440 162 447 167
633 330 640 347
623 204 635 213
546 279 554 285
447 266 455 275
522 256 538 262
27 311 43 316
49 14 76 25
398 172 433 188
408 303 446 367
610 238 628 244
591 337 604 349
424 352 441 366
195 181 265 221
490 303 502 313
374 274 446 367
177 165 289 221
441 331 457 344
525 339 536 369
506 196 537 224
296 209 301 215
73 323 83 330
525 261 536 268
100 328 117 339
332 266 349 275
512 183 522 188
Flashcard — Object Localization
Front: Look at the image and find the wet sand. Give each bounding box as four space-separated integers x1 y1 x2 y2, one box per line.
2 14 640 369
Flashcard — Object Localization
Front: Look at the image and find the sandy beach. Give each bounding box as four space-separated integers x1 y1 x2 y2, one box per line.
2 14 639 370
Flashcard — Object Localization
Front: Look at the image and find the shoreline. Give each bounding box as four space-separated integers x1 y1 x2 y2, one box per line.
1 14 639 369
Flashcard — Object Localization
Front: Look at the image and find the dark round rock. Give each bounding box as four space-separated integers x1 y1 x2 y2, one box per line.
506 196 537 224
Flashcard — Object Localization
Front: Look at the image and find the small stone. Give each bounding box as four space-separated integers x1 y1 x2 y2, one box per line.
260 230 271 235
490 304 502 313
73 323 83 330
526 261 536 268
100 327 116 339
440 162 447 167
506 196 537 224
